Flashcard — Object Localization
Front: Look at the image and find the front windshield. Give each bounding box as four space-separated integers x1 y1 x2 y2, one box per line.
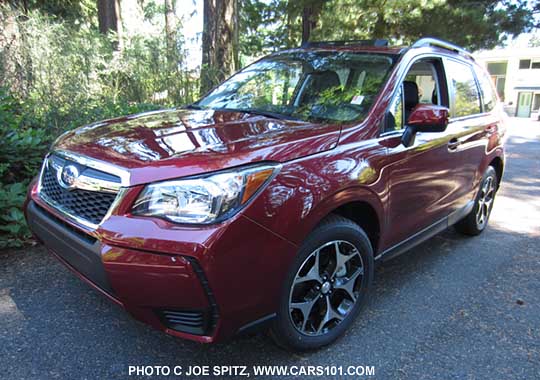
196 51 396 123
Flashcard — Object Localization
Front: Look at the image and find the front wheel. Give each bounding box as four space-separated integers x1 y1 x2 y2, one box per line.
270 215 374 351
455 166 498 236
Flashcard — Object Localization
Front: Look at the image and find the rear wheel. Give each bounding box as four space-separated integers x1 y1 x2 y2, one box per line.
455 166 498 236
270 215 374 351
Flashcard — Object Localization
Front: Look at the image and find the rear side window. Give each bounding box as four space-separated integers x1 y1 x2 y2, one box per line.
474 67 497 112
444 59 481 118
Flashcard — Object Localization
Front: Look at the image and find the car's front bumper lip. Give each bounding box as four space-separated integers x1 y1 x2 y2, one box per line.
26 201 115 295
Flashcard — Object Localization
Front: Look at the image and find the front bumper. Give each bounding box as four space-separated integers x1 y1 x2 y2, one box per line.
26 188 297 343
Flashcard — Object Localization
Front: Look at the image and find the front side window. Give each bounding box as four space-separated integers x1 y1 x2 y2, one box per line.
197 52 396 123
386 58 443 132
444 59 481 118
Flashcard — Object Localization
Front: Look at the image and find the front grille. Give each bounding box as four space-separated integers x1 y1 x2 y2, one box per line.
158 309 210 335
39 155 119 226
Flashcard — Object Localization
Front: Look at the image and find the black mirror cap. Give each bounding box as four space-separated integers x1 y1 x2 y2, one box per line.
401 126 416 147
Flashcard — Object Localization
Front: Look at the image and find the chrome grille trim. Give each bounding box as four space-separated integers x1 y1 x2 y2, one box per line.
37 151 130 230
54 149 131 186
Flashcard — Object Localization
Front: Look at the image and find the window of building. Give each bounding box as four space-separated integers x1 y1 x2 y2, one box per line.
519 59 531 69
533 94 540 112
486 61 507 100
444 59 481 118
487 62 507 75
475 68 497 112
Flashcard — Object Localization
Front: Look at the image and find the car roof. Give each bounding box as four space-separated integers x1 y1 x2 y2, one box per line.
285 46 405 55
278 37 473 61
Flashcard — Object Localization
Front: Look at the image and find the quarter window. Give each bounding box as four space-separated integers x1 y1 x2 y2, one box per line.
387 86 404 131
445 59 481 118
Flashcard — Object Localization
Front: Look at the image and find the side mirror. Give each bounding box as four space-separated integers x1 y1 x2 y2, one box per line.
402 104 450 147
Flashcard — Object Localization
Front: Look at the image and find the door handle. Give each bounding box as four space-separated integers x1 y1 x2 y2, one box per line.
448 138 460 150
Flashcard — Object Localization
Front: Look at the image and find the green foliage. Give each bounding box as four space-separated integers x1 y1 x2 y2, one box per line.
0 5 193 247
5 0 97 24
0 89 46 248
8 11 188 134
240 0 536 54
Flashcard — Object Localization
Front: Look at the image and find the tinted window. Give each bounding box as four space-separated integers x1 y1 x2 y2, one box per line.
474 67 497 112
445 59 481 118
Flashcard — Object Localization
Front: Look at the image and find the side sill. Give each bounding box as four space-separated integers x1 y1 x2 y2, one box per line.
237 313 276 336
376 200 474 262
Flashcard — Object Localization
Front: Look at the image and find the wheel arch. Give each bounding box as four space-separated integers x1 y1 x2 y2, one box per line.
331 201 381 254
488 156 504 189
306 187 384 256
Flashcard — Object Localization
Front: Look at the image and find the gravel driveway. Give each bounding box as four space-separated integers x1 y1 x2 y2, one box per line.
1 117 539 380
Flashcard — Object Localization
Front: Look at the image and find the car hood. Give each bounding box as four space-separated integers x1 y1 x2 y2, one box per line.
53 108 341 186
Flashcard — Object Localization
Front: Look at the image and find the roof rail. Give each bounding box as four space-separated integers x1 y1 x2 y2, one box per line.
411 37 474 60
302 39 389 48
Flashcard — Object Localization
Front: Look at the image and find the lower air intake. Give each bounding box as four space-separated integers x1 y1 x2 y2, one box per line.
158 309 210 335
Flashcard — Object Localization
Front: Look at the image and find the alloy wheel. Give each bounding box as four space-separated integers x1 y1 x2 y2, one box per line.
476 175 495 229
288 240 364 336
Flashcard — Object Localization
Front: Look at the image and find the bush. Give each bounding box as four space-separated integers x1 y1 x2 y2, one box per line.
0 88 48 248
0 89 162 248
0 6 201 248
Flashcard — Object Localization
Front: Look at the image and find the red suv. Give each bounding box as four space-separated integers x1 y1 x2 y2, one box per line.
25 38 506 351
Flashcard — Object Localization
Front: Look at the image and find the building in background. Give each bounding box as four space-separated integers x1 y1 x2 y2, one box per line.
474 47 540 118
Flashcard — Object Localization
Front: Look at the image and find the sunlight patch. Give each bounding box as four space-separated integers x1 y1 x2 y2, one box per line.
0 289 24 320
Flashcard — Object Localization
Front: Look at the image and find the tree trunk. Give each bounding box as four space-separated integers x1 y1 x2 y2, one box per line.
302 6 313 45
164 0 183 103
301 1 325 45
372 0 387 39
0 5 25 94
164 0 177 53
200 0 238 95
97 0 122 49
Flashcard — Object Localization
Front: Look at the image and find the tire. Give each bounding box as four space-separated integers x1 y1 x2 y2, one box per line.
270 215 374 351
455 166 498 236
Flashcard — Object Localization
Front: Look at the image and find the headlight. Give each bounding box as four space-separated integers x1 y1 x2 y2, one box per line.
131 164 280 224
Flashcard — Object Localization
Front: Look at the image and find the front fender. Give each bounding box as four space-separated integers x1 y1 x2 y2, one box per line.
244 162 386 249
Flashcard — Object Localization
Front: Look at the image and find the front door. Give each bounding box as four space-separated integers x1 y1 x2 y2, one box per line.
516 92 532 118
381 57 463 249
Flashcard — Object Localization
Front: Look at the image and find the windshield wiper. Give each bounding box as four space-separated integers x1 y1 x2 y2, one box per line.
185 103 205 110
215 108 302 121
